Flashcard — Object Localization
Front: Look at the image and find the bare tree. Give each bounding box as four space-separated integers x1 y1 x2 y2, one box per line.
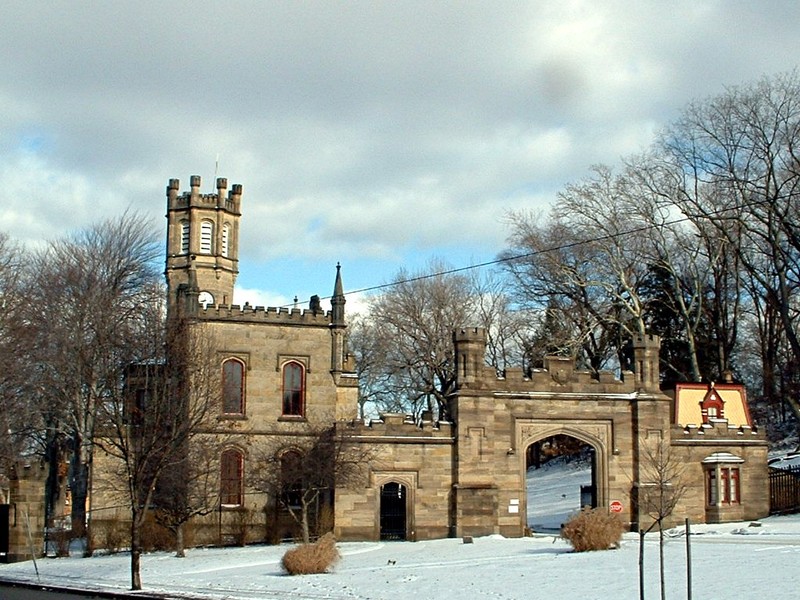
502 177 652 373
469 270 531 376
637 438 687 600
250 423 374 544
152 435 223 558
94 310 219 589
0 233 37 473
661 70 800 420
354 259 480 421
24 213 161 538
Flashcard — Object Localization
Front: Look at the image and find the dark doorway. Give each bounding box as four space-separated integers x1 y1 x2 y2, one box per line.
0 504 9 561
380 482 407 540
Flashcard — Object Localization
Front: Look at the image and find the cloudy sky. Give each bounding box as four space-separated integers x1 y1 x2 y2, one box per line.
2 1 798 309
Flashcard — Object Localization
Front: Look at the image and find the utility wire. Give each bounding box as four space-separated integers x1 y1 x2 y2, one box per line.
283 198 765 307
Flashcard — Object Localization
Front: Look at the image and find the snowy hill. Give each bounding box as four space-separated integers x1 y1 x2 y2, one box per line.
527 456 592 531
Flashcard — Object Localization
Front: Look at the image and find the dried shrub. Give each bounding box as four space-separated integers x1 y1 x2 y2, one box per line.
92 518 128 554
281 532 340 575
561 508 625 552
50 528 72 557
140 518 174 552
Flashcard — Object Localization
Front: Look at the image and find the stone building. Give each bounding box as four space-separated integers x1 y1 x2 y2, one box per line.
89 176 769 546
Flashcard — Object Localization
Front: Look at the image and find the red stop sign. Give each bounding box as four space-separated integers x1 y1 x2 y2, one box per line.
609 500 623 513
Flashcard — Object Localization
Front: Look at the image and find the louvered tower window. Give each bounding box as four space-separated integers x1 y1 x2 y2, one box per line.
180 220 190 254
221 223 230 257
200 220 214 254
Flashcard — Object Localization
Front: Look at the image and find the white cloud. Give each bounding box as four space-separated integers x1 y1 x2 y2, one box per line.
1 1 798 293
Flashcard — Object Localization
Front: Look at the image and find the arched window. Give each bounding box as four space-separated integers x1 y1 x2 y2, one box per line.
220 448 244 507
179 220 190 254
282 361 305 416
200 220 214 254
221 223 230 257
222 358 245 415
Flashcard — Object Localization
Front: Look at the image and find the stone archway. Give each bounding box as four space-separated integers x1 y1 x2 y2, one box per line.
516 419 612 530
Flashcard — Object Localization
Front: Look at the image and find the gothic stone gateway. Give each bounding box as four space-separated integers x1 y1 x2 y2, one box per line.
88 176 769 545
335 329 768 540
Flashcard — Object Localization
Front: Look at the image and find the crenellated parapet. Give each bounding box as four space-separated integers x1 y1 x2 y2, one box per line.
342 413 455 443
167 175 242 215
453 326 656 395
195 303 333 325
671 420 766 445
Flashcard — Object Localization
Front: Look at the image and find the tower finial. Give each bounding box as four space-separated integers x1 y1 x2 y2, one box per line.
332 263 345 325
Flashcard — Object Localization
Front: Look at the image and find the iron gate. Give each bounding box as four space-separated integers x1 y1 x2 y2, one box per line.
380 482 407 540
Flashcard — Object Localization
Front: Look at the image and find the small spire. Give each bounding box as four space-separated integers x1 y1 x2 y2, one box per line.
331 263 345 325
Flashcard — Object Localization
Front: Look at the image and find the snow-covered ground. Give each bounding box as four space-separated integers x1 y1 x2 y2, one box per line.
2 514 800 599
527 458 592 531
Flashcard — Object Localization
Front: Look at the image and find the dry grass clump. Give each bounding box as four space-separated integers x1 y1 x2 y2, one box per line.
281 533 340 575
91 518 128 554
560 508 625 552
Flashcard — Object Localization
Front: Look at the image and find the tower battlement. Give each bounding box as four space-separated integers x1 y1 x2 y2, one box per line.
453 327 485 343
167 176 242 214
632 333 661 348
196 303 333 325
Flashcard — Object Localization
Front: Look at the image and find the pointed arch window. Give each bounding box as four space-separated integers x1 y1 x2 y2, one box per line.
220 448 244 507
282 361 305 416
200 220 214 254
179 220 190 254
221 223 230 257
222 358 245 415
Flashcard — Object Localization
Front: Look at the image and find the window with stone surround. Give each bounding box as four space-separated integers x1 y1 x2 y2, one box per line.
222 358 245 416
200 220 214 254
282 361 305 417
704 452 743 506
179 220 190 254
221 223 230 257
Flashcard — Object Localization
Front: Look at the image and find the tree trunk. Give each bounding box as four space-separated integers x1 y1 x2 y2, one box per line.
175 522 185 558
658 522 665 600
301 502 311 544
69 450 89 538
130 513 142 590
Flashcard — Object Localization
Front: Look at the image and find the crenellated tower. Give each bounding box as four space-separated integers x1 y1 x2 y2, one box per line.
631 333 661 393
165 176 242 313
453 327 486 387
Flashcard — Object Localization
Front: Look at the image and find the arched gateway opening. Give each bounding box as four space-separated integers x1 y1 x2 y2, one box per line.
526 434 598 532
380 482 407 540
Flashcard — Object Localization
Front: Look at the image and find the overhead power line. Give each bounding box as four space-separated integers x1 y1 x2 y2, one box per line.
284 197 768 307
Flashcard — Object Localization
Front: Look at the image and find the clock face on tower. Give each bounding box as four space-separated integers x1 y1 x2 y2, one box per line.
198 291 215 308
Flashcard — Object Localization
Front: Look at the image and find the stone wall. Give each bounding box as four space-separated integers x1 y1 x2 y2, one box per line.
334 415 455 541
3 462 46 563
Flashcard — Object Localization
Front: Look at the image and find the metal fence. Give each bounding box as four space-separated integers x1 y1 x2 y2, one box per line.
769 465 800 514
